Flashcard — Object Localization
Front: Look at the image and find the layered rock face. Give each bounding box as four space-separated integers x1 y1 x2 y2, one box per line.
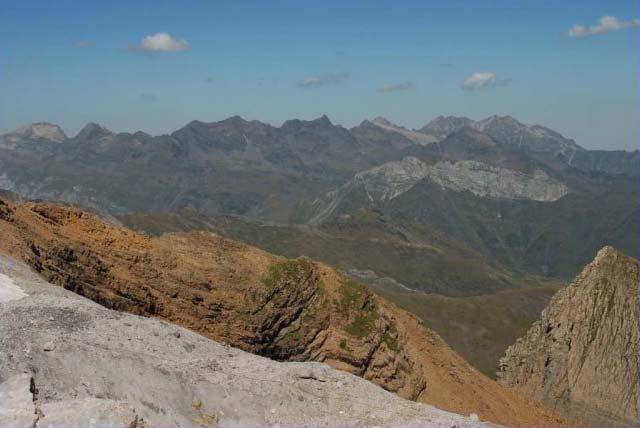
0 197 566 428
321 156 568 207
0 253 481 428
498 246 639 426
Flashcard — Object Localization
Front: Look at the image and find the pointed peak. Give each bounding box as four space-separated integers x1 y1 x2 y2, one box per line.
220 115 249 125
593 246 623 264
282 115 334 129
477 115 521 127
372 117 394 127
313 114 332 126
75 122 112 140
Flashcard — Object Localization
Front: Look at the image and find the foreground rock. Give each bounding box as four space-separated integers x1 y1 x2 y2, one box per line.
498 246 639 427
0 198 565 427
0 253 488 428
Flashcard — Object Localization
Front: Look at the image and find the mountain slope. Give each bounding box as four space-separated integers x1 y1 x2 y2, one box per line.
0 252 481 428
498 246 639 426
0 197 566 427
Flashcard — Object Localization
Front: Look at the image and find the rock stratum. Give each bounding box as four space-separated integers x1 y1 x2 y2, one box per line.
498 246 639 426
349 157 567 202
0 253 484 428
0 197 565 427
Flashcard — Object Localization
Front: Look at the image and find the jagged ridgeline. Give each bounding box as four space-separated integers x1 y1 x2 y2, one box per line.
0 197 567 427
0 115 638 292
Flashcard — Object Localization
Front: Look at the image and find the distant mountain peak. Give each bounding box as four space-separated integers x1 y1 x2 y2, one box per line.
419 116 475 135
282 115 334 130
372 116 394 127
313 114 332 126
4 122 67 143
366 116 439 145
75 122 112 140
220 115 249 125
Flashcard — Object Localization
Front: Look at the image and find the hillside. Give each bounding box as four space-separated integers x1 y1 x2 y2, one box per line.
0 252 481 428
498 246 639 426
0 197 566 427
120 208 566 377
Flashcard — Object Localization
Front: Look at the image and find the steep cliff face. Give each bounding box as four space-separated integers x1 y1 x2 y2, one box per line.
0 197 566 428
498 246 639 426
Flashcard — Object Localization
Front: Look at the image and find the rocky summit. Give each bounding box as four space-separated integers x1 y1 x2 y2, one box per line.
498 246 639 426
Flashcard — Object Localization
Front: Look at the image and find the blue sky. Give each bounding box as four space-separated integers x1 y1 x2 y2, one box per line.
0 0 638 149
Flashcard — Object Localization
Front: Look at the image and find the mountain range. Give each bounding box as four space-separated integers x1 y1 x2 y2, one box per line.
1 114 637 377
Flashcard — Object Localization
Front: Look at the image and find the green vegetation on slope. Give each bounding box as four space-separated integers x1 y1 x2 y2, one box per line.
369 279 564 378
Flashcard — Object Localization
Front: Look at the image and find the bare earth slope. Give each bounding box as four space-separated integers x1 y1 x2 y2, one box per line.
0 197 565 427
0 252 482 428
498 246 639 426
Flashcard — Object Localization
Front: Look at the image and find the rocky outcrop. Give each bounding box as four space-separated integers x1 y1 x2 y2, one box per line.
498 246 639 426
369 117 439 145
0 253 482 428
0 197 567 428
0 122 67 149
315 157 568 213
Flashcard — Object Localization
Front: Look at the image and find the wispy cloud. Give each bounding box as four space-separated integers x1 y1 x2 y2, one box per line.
297 72 349 88
140 93 158 103
377 81 414 93
462 72 510 91
568 16 640 38
74 40 94 48
133 32 189 53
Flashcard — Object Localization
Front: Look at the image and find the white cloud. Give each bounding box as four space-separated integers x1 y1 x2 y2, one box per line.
378 81 414 93
134 32 189 52
568 16 640 38
297 72 349 88
462 72 511 91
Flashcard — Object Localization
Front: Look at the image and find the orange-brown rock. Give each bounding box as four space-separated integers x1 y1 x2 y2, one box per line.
0 197 566 427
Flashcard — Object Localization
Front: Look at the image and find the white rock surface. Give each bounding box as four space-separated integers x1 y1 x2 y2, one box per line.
310 157 568 224
0 252 491 428
1 122 67 147
353 157 568 202
0 272 27 303
370 118 440 145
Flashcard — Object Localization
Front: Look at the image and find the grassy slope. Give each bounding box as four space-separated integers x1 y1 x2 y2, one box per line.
368 280 564 378
121 210 565 378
